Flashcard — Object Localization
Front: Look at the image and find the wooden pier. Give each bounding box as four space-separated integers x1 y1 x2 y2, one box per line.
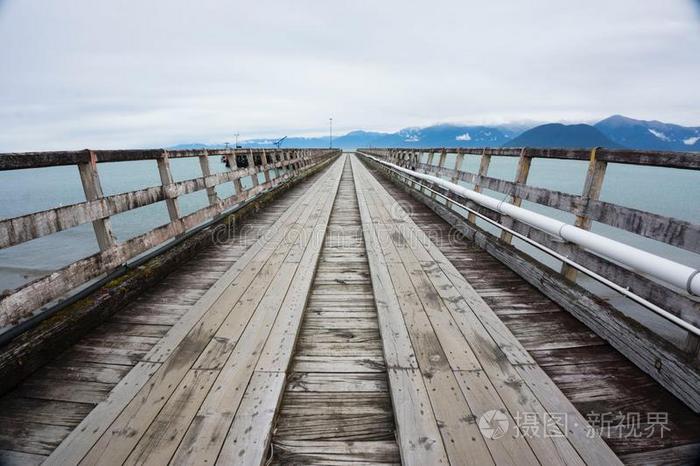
0 147 698 465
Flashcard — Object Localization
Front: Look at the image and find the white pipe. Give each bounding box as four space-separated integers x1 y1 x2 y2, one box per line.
363 153 700 297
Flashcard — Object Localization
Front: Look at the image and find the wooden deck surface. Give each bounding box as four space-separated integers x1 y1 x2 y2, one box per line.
271 157 400 464
360 155 700 466
0 152 697 465
0 163 331 466
352 155 620 465
41 156 344 465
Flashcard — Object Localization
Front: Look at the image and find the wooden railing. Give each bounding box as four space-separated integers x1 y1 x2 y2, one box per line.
361 148 700 326
359 146 700 411
0 148 340 329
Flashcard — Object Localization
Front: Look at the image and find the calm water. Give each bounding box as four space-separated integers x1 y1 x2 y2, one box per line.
0 156 273 291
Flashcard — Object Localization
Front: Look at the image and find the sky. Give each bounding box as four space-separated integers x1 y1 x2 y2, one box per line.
1 0 699 151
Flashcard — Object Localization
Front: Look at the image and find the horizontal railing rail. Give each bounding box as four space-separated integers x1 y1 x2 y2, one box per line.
0 147 341 330
0 147 303 170
359 147 700 352
359 146 700 169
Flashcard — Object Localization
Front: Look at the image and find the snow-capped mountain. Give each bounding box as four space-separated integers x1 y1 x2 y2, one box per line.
595 115 700 151
170 116 700 152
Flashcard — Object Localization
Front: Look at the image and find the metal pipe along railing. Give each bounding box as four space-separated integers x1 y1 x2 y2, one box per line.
360 153 700 299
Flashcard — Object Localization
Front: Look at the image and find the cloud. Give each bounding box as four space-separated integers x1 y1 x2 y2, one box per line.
0 0 699 151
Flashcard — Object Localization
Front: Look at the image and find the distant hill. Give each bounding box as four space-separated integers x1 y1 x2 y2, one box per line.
503 123 621 149
170 124 529 150
595 115 700 151
170 116 700 152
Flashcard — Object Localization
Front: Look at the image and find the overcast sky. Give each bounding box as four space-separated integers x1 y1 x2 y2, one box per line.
1 0 699 151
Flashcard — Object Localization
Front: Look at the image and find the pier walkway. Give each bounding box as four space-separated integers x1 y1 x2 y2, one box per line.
0 151 698 465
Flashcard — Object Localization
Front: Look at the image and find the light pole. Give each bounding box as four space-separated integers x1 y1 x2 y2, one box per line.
234 132 240 148
329 117 333 149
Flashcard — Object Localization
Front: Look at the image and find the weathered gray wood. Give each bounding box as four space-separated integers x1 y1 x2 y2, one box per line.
362 150 700 324
501 148 531 244
404 160 700 255
248 149 260 188
77 151 115 251
361 147 700 170
198 151 219 206
354 156 622 465
373 163 700 413
45 156 345 466
563 147 607 280
0 153 329 250
156 151 183 228
0 152 338 328
468 149 491 224
261 148 272 183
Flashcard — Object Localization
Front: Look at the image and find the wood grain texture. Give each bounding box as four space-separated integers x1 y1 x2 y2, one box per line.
353 154 619 465
362 153 700 462
271 157 400 465
0 157 338 462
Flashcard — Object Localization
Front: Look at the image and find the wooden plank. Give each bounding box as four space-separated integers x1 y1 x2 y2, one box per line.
198 152 219 206
469 149 491 223
618 442 700 466
0 420 72 456
216 371 285 465
386 368 449 466
500 148 531 244
157 151 183 227
563 148 606 279
453 370 539 466
272 439 400 464
77 150 115 251
270 157 400 465
360 147 700 170
0 396 93 427
0 449 46 466
285 372 388 392
122 369 218 465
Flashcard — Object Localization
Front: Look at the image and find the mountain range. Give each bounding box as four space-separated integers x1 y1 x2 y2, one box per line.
171 115 700 152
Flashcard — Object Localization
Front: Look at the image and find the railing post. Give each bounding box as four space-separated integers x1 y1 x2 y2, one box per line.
198 150 218 206
562 147 607 281
157 150 184 234
247 149 259 188
432 148 447 200
500 148 532 244
224 150 243 197
447 148 464 210
468 149 491 224
261 148 271 184
427 150 436 167
78 150 115 251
